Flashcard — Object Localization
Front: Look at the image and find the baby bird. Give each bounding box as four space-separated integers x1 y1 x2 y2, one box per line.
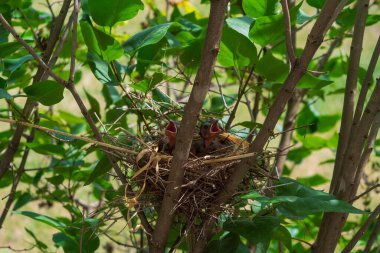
191 120 222 157
158 121 179 154
192 119 249 157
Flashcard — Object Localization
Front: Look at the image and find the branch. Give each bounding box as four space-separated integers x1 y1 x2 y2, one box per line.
34 0 72 81
150 1 229 251
363 215 380 253
342 204 380 253
352 35 380 136
0 118 138 154
350 184 380 203
274 91 302 174
331 0 370 193
280 0 296 66
225 65 255 131
69 0 79 84
350 112 380 199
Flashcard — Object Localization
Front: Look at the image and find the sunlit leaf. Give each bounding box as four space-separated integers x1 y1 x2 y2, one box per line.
88 0 143 27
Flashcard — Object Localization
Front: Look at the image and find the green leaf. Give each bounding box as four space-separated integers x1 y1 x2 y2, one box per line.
297 174 329 186
24 80 64 106
243 178 366 220
243 0 278 18
297 73 334 89
53 232 79 252
256 53 288 82
85 155 112 185
80 19 123 61
0 88 12 99
218 26 257 68
25 228 48 251
235 121 262 130
275 178 365 219
123 23 174 56
209 95 235 113
47 175 65 185
224 216 280 245
226 17 255 39
0 41 22 57
26 143 65 156
13 192 32 211
317 114 340 132
85 90 101 118
130 72 164 93
249 3 300 46
366 15 380 26
287 147 311 164
296 106 318 135
205 232 246 253
306 0 325 8
272 225 292 251
299 135 326 150
3 54 34 73
87 52 118 86
88 0 143 27
13 211 66 230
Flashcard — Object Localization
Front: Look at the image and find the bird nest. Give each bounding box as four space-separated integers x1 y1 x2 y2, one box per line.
123 134 273 223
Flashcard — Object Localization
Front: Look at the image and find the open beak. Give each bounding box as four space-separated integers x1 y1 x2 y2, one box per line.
165 121 178 145
210 120 221 134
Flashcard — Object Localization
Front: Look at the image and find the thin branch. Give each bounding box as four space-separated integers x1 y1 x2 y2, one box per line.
350 111 380 199
352 36 380 135
0 245 35 252
34 0 72 81
363 215 380 253
280 0 296 66
45 0 56 20
41 13 75 80
0 118 138 155
225 65 255 130
342 204 380 253
69 0 79 83
350 184 380 203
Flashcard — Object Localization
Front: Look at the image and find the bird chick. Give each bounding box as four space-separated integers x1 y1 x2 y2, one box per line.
158 121 179 154
191 120 222 157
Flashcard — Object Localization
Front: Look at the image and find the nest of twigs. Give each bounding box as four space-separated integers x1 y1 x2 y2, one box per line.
124 134 273 223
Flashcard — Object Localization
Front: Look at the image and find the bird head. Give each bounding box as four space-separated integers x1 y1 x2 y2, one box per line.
199 119 222 147
165 121 178 147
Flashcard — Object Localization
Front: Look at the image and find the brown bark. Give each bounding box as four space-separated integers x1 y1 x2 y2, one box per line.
363 215 380 253
331 0 370 193
342 204 380 253
274 90 302 174
149 1 229 251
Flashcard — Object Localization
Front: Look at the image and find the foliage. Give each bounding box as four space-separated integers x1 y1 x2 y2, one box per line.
0 0 379 252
